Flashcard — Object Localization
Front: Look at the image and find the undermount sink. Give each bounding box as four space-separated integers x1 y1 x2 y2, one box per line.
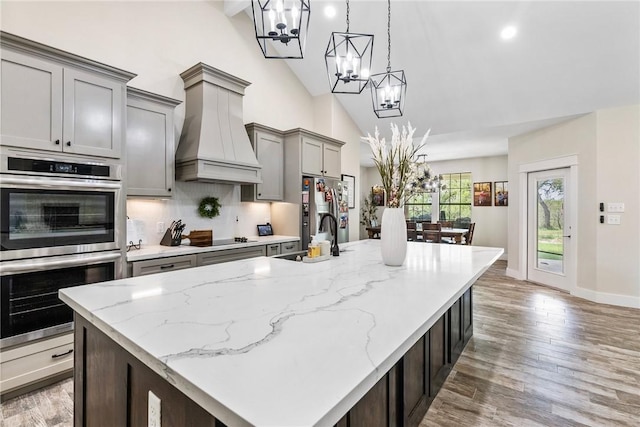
271 250 308 262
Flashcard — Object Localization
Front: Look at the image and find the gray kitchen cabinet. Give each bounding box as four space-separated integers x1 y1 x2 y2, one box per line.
0 333 73 399
131 254 197 277
284 128 344 180
280 241 300 254
0 32 134 158
265 243 281 256
197 246 267 266
126 88 181 197
282 128 345 205
241 123 284 202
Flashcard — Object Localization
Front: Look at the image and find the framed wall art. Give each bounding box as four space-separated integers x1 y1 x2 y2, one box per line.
494 181 508 206
371 185 385 207
341 174 355 209
473 182 492 206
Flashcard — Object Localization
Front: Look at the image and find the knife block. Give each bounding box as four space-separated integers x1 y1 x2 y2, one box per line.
159 228 182 246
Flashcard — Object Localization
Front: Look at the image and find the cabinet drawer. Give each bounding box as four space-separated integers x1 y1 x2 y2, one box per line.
0 333 74 394
131 254 197 277
280 241 300 254
197 246 267 266
266 243 281 257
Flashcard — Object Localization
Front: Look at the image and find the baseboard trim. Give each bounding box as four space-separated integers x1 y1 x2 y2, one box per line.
572 287 640 309
505 267 525 280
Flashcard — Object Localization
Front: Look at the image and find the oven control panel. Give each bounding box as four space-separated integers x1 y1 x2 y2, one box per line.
8 157 110 177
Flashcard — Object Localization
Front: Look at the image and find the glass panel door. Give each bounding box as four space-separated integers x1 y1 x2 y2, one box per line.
527 168 572 291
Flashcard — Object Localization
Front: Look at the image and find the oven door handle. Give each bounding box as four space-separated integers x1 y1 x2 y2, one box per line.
1 176 122 190
0 252 122 275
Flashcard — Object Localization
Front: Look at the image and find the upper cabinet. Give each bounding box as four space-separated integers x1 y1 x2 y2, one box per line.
284 128 344 179
126 88 181 198
241 123 284 202
0 32 135 159
282 128 345 204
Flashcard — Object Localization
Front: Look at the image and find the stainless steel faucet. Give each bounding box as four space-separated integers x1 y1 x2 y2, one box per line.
318 213 340 256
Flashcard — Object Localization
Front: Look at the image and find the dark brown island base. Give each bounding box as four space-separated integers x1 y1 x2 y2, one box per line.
73 288 473 427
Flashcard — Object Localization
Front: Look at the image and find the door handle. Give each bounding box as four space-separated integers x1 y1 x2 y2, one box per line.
563 235 571 238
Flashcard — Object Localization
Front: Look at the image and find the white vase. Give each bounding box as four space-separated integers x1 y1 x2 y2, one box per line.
380 207 407 266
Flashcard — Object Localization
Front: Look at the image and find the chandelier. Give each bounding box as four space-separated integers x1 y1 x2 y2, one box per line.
325 0 374 94
370 0 407 118
252 0 311 59
409 155 446 193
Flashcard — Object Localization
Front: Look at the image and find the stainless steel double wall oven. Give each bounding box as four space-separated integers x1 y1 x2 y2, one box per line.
1 149 124 347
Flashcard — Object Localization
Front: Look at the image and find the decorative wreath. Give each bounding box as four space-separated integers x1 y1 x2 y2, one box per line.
198 197 221 218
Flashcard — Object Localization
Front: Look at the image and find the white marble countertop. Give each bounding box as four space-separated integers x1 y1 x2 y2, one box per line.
60 240 503 427
126 235 300 262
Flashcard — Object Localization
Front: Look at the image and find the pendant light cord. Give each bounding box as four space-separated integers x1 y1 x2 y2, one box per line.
387 0 391 72
346 0 350 33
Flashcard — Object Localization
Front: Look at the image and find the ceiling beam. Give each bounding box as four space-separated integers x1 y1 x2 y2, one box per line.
224 0 251 17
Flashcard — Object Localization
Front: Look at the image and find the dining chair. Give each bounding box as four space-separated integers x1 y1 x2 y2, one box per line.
406 221 417 241
463 223 476 245
438 221 455 243
422 222 442 243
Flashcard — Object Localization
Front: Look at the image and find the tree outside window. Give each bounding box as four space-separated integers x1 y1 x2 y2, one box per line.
440 173 472 227
405 172 472 227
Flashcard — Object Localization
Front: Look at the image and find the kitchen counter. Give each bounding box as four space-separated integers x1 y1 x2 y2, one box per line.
126 235 300 262
60 240 503 426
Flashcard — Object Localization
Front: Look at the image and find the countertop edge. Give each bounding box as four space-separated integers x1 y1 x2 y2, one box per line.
126 235 300 262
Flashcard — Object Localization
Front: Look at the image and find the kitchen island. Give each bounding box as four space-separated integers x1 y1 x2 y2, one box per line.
60 239 503 427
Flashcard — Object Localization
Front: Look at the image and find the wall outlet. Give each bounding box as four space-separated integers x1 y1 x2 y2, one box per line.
607 214 621 225
148 390 161 427
156 222 165 234
607 203 625 213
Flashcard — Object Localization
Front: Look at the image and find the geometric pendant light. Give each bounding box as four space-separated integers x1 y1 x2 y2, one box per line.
369 0 407 117
252 0 311 59
325 0 374 94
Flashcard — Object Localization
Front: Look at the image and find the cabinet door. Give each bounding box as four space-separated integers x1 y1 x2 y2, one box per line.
301 136 323 176
1 50 63 151
63 68 123 158
322 142 341 178
126 100 174 197
256 130 283 200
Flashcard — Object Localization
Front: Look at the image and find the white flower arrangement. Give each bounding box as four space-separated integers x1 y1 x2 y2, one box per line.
363 123 430 208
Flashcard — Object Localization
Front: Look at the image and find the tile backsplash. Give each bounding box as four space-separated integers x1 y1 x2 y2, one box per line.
126 181 271 245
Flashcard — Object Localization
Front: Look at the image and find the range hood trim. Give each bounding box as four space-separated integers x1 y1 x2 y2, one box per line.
176 63 262 185
180 62 251 95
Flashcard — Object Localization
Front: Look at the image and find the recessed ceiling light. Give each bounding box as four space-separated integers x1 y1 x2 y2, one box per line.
324 5 336 19
501 26 517 40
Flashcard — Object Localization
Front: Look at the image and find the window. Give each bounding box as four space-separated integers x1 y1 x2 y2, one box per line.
405 192 434 221
439 172 472 227
404 172 472 227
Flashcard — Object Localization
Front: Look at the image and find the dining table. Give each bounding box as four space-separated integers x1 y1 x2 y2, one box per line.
440 227 470 244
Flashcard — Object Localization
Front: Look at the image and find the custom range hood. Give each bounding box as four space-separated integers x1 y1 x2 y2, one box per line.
175 63 261 185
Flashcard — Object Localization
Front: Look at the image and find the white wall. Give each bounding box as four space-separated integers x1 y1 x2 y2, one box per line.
508 105 639 307
2 1 363 243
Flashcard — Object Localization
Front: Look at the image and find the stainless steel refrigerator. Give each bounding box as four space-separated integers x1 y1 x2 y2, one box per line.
301 176 349 251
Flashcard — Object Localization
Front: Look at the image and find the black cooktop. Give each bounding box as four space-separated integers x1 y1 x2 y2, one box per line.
212 238 257 246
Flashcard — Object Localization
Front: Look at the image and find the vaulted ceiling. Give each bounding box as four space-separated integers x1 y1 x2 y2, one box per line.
227 1 640 165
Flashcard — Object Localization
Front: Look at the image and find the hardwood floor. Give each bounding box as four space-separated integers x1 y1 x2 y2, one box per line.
2 260 638 426
422 260 640 427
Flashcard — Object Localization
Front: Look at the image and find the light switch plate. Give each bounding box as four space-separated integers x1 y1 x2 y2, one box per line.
607 215 621 225
607 203 625 213
148 391 161 427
